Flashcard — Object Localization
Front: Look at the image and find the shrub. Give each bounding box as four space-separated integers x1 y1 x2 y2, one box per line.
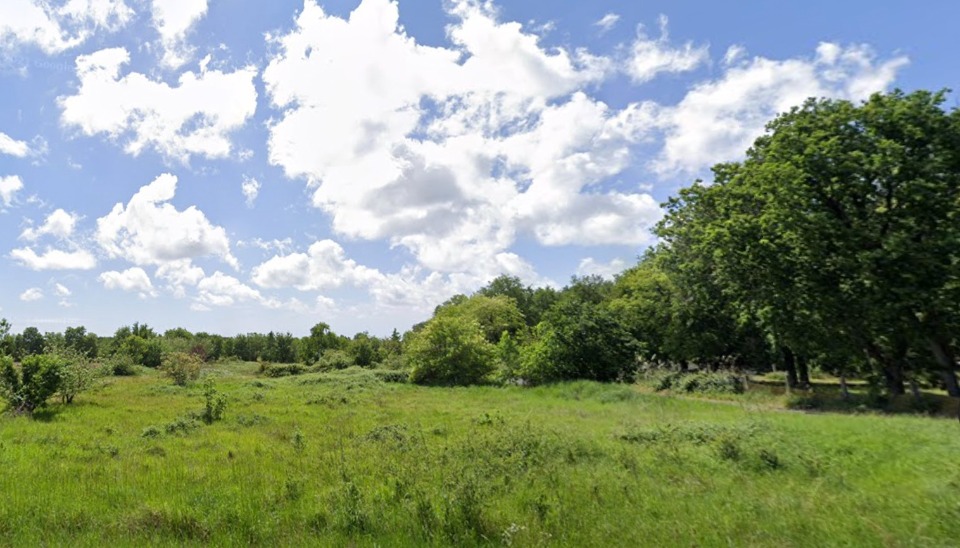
651 370 745 395
201 379 227 424
317 349 353 370
405 315 495 386
259 362 306 378
0 354 65 414
371 369 409 383
106 355 138 376
161 352 202 386
58 352 102 404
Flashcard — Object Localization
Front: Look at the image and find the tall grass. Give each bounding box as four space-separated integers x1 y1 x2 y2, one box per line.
0 364 957 545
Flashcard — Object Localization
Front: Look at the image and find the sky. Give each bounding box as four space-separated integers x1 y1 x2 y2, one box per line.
0 0 957 338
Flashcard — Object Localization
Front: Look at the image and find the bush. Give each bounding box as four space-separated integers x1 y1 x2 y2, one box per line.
105 355 138 376
259 362 306 378
317 349 353 370
161 352 202 386
651 370 745 395
1 354 65 414
405 315 495 386
201 379 227 424
371 369 410 383
58 352 102 404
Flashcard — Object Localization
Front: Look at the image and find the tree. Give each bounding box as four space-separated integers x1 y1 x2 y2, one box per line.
405 314 495 386
520 286 637 384
64 326 98 358
656 90 960 396
20 327 44 357
435 294 526 344
0 354 64 414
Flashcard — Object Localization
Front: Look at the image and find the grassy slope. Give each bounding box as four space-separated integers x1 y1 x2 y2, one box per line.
0 364 957 547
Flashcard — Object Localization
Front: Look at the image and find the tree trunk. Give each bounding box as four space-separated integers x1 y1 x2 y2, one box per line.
927 337 960 397
796 355 811 389
866 343 905 396
782 347 798 393
839 375 850 401
909 378 922 403
882 361 906 396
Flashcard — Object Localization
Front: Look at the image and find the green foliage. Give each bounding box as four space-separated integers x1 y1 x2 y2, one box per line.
259 362 306 378
58 352 102 404
0 354 64 414
200 379 227 424
650 370 746 395
436 294 526 344
119 335 163 368
405 314 495 386
161 352 202 386
520 296 636 384
317 349 353 370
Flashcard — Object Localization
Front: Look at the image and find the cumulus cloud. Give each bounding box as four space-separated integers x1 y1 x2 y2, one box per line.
151 0 209 69
241 176 260 207
251 238 544 313
627 15 708 84
0 132 31 157
195 271 263 307
10 247 96 270
594 13 620 34
59 48 258 162
653 42 909 173
577 257 629 279
0 175 23 206
155 259 205 298
54 282 71 297
263 0 657 280
98 267 157 297
19 287 43 301
96 173 238 268
252 239 384 291
0 0 132 55
20 208 79 241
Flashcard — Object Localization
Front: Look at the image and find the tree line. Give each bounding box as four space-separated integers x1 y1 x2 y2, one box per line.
2 89 958 410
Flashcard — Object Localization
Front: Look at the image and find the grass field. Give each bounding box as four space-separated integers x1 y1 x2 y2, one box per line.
1 363 958 546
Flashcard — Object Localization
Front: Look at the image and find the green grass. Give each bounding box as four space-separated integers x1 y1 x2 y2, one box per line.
1 364 958 546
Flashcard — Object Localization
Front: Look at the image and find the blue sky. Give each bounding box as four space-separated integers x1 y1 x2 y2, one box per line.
0 0 956 338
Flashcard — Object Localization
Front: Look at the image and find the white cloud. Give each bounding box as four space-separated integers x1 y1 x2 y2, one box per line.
0 132 30 157
0 175 24 207
251 238 545 313
96 173 238 268
594 13 620 34
252 239 383 291
627 15 708 84
0 0 132 55
20 208 79 241
151 0 209 69
577 257 628 279
10 247 96 270
98 267 157 297
195 271 263 307
59 47 258 162
654 42 909 173
19 287 44 301
54 282 71 297
263 0 656 280
241 176 260 207
155 259 205 298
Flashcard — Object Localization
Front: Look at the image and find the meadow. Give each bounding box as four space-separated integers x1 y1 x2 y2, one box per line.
0 363 957 546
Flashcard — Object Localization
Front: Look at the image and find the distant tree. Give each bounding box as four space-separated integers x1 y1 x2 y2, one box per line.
20 327 45 357
64 326 98 358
